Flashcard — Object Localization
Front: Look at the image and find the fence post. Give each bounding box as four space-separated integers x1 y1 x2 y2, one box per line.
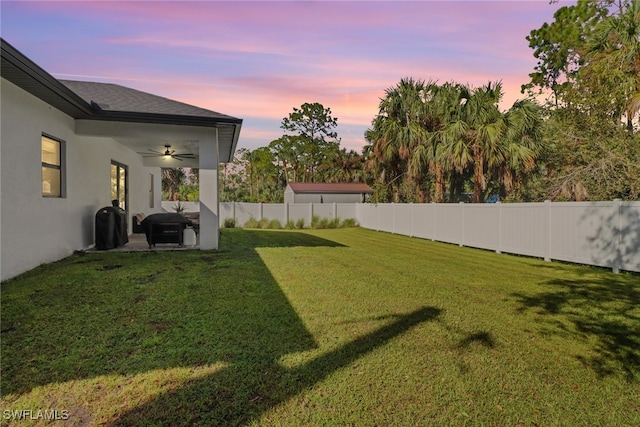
496 202 502 254
259 202 264 220
431 202 438 242
392 203 396 234
459 202 465 247
285 203 289 225
333 202 337 221
309 202 313 226
544 200 551 262
410 203 414 238
612 198 621 274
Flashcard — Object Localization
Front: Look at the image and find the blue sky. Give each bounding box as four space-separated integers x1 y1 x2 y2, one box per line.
1 1 565 152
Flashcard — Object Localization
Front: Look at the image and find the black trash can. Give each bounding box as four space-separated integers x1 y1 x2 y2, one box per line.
95 206 128 250
112 207 128 247
95 207 116 250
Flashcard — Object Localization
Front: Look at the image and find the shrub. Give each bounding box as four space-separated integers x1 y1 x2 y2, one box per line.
284 220 296 230
243 217 260 228
295 218 305 229
267 219 282 229
327 218 340 229
257 218 269 229
310 216 340 229
223 218 236 228
341 218 359 228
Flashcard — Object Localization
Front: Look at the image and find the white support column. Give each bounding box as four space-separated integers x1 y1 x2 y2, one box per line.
199 133 219 250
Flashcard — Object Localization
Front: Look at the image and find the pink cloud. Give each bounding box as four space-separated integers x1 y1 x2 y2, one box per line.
8 0 561 152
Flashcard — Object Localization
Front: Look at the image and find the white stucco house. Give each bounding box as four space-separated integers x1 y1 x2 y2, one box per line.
0 39 242 281
284 183 373 204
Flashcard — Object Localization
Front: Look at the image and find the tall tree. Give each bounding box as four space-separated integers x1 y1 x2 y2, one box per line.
524 0 640 200
521 0 608 106
279 102 340 182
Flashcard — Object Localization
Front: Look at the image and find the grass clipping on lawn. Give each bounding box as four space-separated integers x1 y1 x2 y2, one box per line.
1 228 639 426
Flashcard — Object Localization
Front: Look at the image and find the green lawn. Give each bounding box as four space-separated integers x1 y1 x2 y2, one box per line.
1 228 638 426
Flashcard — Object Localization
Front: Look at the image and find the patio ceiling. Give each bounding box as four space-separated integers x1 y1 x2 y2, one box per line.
75 119 239 168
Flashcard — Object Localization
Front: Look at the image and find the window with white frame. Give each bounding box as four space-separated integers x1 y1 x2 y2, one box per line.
41 135 65 197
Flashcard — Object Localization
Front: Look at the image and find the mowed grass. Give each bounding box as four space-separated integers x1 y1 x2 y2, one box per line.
1 228 638 426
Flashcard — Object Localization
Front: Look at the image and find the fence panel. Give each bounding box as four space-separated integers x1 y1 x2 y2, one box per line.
461 204 500 251
500 203 547 258
620 201 640 272
232 202 261 226
262 204 285 223
410 204 434 240
313 204 335 220
336 203 357 222
434 204 463 245
356 203 377 230
549 202 614 268
393 204 414 236
377 204 396 233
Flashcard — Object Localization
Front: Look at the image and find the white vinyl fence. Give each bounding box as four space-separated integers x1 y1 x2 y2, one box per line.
163 200 640 273
356 200 640 274
219 202 357 228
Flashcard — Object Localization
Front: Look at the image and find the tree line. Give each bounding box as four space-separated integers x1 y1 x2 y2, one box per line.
168 0 639 203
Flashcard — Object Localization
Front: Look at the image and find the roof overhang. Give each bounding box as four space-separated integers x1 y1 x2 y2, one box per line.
1 38 242 162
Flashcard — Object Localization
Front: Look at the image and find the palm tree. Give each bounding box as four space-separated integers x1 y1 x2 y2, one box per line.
498 99 544 196
409 82 463 202
331 148 364 182
368 78 431 202
440 82 505 203
161 168 186 201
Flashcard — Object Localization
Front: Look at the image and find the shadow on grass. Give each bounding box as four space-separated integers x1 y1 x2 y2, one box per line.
512 272 640 382
109 306 441 426
1 229 439 425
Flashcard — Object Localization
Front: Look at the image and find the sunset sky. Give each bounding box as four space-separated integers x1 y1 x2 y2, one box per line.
1 1 565 152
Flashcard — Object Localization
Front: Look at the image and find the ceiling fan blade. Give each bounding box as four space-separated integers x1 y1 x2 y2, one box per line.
173 153 197 159
170 155 184 161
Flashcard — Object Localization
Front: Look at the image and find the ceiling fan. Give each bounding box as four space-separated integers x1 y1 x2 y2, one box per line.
138 145 196 161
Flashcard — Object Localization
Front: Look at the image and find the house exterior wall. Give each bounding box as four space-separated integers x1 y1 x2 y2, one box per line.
1 78 162 281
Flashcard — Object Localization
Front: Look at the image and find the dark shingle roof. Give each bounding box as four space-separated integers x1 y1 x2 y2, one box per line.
288 183 373 194
1 38 241 129
60 80 239 121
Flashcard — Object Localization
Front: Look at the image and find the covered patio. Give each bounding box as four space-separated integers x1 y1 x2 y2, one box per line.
1 38 242 280
87 232 200 252
62 79 242 251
